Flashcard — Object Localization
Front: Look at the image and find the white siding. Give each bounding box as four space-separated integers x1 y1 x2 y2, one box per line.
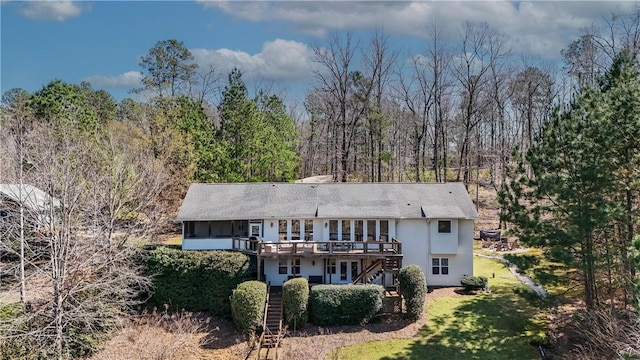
430 219 459 254
263 258 324 286
396 219 429 284
457 219 475 278
182 238 232 250
427 219 475 286
263 220 278 241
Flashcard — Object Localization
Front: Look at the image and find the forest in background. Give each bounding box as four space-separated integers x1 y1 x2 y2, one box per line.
1 12 640 359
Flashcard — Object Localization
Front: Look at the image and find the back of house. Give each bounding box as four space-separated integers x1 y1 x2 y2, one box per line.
175 182 478 287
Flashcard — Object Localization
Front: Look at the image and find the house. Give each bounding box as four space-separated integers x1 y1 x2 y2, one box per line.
0 184 61 229
175 182 478 287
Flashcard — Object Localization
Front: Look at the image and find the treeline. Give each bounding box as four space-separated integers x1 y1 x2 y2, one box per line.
2 40 300 214
1 12 640 358
300 17 640 184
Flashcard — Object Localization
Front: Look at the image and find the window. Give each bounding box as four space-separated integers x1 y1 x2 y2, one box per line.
329 220 338 240
354 220 364 241
291 220 301 240
342 220 351 241
291 258 300 275
185 222 195 238
380 220 389 241
432 258 449 275
278 220 287 241
327 259 336 274
367 220 376 241
304 219 313 241
279 259 288 274
438 220 452 233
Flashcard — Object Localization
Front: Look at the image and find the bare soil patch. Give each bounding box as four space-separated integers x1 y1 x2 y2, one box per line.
90 288 461 360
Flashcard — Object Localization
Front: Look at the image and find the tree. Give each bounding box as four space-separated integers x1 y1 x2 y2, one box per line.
29 80 99 134
1 88 37 305
1 105 163 359
453 22 509 184
509 67 554 155
311 32 364 182
216 69 299 182
175 96 219 182
255 92 299 181
138 39 197 98
499 49 640 310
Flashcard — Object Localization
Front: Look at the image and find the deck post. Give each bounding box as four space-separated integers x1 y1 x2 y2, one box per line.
257 257 262 282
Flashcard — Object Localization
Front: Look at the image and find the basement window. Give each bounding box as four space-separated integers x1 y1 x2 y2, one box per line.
432 258 449 275
278 259 288 274
327 259 336 274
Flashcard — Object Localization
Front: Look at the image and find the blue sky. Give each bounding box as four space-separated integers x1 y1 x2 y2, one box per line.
2 1 638 102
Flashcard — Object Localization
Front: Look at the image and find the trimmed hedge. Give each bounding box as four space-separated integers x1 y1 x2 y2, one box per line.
283 277 309 329
231 281 267 333
398 264 427 320
145 247 253 317
460 275 488 292
310 284 384 326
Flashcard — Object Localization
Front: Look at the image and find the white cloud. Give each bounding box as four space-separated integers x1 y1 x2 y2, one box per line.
191 39 313 82
199 1 639 59
82 71 142 89
18 0 85 21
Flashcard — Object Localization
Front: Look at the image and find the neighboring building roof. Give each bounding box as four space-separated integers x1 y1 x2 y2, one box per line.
294 175 334 183
0 184 61 212
176 182 478 222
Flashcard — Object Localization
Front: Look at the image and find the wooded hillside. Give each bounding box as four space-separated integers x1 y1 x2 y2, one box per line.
1 13 640 359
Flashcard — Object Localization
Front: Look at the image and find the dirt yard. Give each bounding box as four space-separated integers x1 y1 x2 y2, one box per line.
90 287 463 360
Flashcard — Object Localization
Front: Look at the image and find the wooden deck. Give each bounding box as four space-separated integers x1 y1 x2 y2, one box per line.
232 237 402 258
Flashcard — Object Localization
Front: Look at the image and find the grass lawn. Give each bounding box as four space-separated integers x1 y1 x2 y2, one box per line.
333 257 548 360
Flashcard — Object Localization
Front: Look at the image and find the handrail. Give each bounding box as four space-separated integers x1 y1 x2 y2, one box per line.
233 237 404 257
262 281 270 333
352 258 384 284
256 281 270 360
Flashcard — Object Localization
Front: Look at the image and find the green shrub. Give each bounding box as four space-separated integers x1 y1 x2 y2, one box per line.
398 264 427 320
460 275 488 292
145 247 253 317
310 284 384 326
230 281 267 333
283 277 309 329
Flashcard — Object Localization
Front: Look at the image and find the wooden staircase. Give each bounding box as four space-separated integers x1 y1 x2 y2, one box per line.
352 257 402 285
256 285 284 360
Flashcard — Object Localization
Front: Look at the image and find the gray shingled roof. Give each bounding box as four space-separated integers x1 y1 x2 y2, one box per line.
176 183 478 221
0 184 61 212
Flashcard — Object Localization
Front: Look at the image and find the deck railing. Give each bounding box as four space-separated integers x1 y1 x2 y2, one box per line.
232 237 402 256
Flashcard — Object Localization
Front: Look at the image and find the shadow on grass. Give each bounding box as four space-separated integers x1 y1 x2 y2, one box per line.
379 292 544 360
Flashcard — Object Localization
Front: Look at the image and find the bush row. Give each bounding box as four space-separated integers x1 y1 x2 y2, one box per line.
310 284 385 326
144 247 253 317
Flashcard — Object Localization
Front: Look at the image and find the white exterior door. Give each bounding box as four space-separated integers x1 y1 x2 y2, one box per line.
337 260 359 283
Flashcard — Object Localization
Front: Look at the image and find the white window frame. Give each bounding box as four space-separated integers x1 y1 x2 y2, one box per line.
432 257 449 275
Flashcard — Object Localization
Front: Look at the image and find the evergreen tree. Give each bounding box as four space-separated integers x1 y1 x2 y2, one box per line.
499 49 640 310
